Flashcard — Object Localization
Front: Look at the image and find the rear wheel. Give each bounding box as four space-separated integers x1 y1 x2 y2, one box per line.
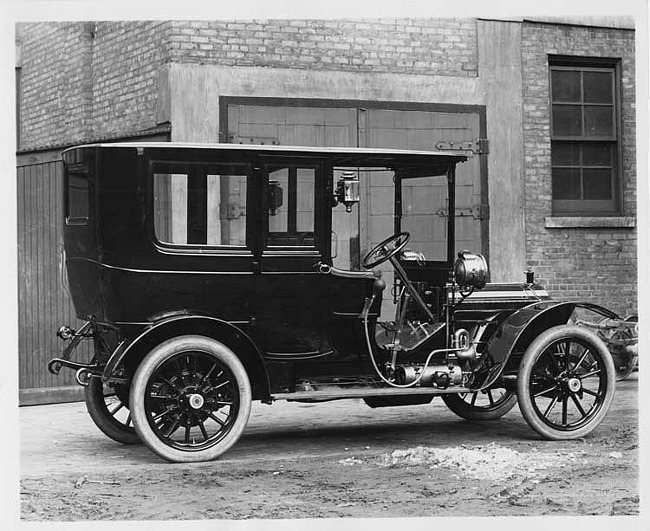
130 335 252 463
442 387 517 421
85 376 140 445
517 325 615 440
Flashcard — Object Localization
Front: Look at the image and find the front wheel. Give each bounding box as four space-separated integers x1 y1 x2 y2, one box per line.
517 325 615 440
130 335 252 463
442 387 517 421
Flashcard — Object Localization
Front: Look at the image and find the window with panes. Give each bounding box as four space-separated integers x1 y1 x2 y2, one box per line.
550 59 621 215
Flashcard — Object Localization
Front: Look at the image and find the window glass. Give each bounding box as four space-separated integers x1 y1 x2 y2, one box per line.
266 166 316 247
583 169 613 200
552 105 582 136
153 163 248 247
207 174 247 246
154 173 188 244
296 168 316 232
552 142 616 204
584 71 613 103
268 168 289 234
401 174 449 261
552 168 581 200
64 162 91 225
584 107 614 137
68 172 89 220
582 144 612 167
551 143 581 166
550 62 619 215
551 70 581 102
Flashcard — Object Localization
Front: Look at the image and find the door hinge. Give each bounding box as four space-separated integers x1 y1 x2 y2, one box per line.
436 204 489 220
228 134 280 145
435 138 489 155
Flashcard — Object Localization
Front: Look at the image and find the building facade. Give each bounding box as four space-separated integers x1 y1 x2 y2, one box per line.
16 18 637 403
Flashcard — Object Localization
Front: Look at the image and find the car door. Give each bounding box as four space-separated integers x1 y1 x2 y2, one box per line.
252 158 331 358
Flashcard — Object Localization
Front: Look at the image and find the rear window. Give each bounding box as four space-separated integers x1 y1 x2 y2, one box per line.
152 162 249 247
65 163 90 225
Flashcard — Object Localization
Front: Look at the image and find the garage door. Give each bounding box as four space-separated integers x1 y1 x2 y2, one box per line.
226 101 486 313
361 109 482 254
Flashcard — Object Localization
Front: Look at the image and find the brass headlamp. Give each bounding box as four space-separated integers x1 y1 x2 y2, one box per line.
453 250 489 290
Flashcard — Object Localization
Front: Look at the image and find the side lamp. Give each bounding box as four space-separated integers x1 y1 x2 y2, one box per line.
334 171 360 213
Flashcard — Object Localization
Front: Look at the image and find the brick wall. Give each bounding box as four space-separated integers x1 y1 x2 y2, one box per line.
19 22 93 149
18 19 477 151
18 21 171 150
167 18 478 76
521 21 637 317
90 21 171 138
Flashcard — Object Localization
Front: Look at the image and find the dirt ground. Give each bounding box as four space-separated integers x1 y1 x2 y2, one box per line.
19 375 639 523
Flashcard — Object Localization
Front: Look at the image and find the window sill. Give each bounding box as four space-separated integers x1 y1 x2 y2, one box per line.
545 216 636 229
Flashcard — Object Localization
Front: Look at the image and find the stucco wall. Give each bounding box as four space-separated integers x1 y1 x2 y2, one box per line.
478 20 526 282
166 64 482 140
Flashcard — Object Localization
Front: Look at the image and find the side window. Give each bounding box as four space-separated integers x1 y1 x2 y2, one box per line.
65 164 90 225
153 163 248 247
266 165 316 248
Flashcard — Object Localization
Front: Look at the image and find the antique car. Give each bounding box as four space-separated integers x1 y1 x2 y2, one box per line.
49 142 620 463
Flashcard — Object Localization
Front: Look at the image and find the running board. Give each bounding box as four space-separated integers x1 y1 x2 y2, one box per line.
272 385 473 402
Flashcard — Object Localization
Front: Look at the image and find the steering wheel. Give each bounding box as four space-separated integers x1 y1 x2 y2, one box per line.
362 232 411 269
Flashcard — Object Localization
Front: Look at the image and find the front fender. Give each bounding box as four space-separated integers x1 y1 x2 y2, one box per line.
472 301 619 391
104 315 271 402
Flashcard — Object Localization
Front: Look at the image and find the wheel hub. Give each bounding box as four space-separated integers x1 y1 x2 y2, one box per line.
187 393 205 410
567 377 581 393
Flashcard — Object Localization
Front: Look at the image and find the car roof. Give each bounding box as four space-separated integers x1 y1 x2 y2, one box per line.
63 142 468 171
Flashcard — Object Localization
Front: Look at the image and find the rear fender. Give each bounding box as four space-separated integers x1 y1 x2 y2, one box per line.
104 315 271 402
472 301 617 390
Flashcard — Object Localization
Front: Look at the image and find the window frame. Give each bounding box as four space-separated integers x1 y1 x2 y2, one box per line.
261 159 324 253
64 162 91 226
150 160 253 251
549 56 623 216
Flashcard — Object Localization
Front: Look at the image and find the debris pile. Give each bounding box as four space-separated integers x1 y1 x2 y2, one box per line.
380 443 573 480
338 457 364 466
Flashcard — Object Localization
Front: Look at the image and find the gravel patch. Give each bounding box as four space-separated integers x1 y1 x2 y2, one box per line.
380 443 574 480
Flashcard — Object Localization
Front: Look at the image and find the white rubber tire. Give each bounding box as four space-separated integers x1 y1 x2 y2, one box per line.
517 325 615 440
130 335 252 463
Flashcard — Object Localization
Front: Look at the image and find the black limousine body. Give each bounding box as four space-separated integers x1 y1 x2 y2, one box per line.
49 143 620 462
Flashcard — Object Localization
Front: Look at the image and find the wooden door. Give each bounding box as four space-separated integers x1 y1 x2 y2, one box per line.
17 157 92 403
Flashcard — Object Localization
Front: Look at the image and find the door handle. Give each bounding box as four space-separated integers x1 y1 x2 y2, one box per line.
315 262 331 274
